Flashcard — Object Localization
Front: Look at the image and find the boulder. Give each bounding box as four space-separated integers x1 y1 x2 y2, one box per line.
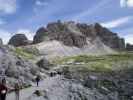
8 34 30 47
36 58 52 70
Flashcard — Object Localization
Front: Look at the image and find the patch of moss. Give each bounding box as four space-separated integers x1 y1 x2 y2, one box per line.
87 62 113 72
15 47 35 59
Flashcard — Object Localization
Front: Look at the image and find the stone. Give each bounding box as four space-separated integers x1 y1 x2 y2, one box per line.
36 58 52 70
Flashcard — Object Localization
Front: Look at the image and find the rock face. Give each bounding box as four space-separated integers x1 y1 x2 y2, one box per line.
8 34 30 47
33 21 87 48
33 27 48 44
0 38 3 46
33 21 125 50
94 23 125 50
77 23 125 50
126 43 133 51
0 46 40 87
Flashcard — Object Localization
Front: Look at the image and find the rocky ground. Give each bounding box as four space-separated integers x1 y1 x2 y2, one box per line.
0 45 47 88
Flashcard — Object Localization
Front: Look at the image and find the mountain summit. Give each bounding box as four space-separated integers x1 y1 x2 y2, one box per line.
33 21 125 50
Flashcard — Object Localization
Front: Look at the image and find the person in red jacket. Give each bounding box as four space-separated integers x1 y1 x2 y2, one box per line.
0 78 8 100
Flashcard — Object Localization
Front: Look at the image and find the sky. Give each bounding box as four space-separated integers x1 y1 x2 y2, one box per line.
0 0 133 44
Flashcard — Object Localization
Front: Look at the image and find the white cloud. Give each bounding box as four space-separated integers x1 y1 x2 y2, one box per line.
0 29 34 44
124 34 133 44
0 0 17 14
0 29 11 44
117 27 133 44
101 16 133 28
120 0 133 7
0 19 5 25
127 0 133 7
35 0 48 6
17 29 34 40
120 0 127 7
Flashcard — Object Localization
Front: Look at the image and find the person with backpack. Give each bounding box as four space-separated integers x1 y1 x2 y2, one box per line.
35 75 40 87
14 76 22 100
14 82 21 100
0 78 8 100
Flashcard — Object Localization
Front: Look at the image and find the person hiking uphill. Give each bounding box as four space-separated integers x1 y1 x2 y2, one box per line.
35 75 40 87
14 77 22 100
0 78 8 100
14 82 21 100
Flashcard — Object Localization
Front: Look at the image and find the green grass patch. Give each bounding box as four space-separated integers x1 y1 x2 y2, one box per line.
55 52 133 72
56 53 133 65
14 47 35 59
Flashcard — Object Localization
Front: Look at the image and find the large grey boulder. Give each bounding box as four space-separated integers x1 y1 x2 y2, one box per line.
8 34 30 47
37 58 52 70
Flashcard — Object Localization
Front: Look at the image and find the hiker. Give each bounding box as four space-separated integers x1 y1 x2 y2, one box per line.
14 82 21 100
0 78 8 100
14 76 22 100
35 75 40 87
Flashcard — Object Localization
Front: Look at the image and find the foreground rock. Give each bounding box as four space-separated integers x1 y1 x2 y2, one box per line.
0 45 47 87
8 34 31 47
55 61 133 100
27 76 119 100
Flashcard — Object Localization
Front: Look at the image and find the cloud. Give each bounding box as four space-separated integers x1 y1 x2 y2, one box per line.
127 0 133 7
117 27 133 44
124 34 133 44
0 29 11 44
0 0 17 14
101 16 133 28
35 0 48 6
17 29 34 40
0 18 5 25
120 0 127 7
71 0 111 21
120 0 133 7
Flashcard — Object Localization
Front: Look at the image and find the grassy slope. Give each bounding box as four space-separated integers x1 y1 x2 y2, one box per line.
55 52 133 72
14 47 36 59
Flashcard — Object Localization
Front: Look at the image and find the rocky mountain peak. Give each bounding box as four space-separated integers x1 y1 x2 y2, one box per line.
8 34 30 47
33 27 48 44
33 21 125 50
